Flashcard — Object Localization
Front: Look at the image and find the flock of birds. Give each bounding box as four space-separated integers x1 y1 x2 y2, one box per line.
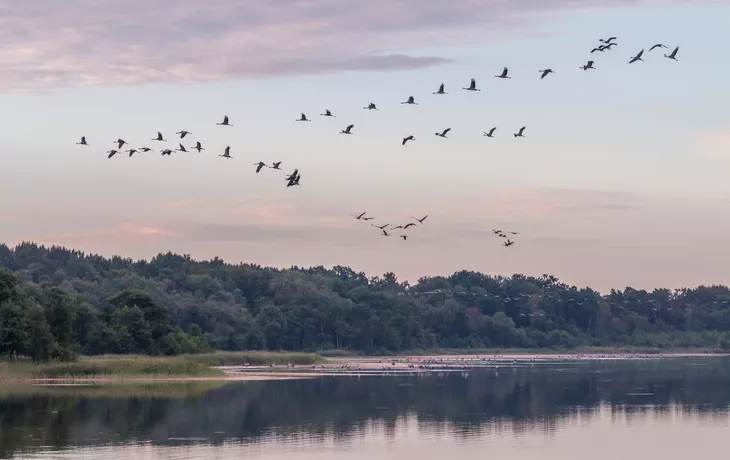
349 212 429 241
74 36 680 247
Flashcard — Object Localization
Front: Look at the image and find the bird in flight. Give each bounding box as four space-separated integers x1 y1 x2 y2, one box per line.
649 44 668 51
254 161 267 173
505 230 520 235
340 124 354 135
664 46 679 61
503 239 515 247
76 136 89 146
191 142 204 153
395 223 417 230
599 36 617 44
372 223 389 230
433 83 447 94
364 102 379 110
401 96 418 105
514 126 526 138
413 215 428 224
286 169 298 181
495 67 511 79
217 115 233 126
160 149 173 156
126 149 138 157
321 109 335 117
139 147 153 152
381 229 390 237
483 127 497 138
628 49 645 64
220 146 232 159
400 235 408 240
296 113 310 122
402 135 415 146
581 60 596 70
351 212 374 221
176 130 191 138
270 161 282 170
539 69 555 79
107 149 119 158
152 132 165 141
590 46 607 53
435 128 451 138
287 173 301 187
463 78 480 91
176 143 187 153
115 139 127 149
603 42 617 50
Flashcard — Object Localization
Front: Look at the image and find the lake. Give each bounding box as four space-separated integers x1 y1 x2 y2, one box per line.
2 357 730 459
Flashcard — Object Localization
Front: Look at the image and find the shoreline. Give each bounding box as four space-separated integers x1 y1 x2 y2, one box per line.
2 351 727 384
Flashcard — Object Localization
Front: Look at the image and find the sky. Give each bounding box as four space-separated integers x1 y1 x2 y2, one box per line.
1 0 730 292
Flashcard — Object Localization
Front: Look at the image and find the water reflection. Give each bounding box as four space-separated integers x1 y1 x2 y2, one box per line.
2 358 730 459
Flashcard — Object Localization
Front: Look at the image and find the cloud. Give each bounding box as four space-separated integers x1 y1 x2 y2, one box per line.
0 0 698 92
42 222 176 245
698 130 730 146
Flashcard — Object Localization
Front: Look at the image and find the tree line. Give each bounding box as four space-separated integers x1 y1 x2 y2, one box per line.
2 241 730 361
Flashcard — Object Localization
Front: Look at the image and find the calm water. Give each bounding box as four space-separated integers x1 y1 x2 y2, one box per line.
2 358 730 459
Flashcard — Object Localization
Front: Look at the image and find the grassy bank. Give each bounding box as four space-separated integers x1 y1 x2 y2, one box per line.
0 351 325 380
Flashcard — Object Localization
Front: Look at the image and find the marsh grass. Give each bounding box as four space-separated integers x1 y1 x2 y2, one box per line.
0 381 230 398
0 351 325 379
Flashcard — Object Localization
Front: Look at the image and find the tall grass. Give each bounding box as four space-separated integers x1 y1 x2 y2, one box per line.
0 351 326 379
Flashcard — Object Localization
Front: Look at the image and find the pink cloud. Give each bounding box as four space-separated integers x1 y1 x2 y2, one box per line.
0 0 702 92
699 130 730 146
41 223 177 245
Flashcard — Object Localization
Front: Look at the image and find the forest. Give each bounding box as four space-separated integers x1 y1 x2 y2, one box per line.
2 241 730 361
